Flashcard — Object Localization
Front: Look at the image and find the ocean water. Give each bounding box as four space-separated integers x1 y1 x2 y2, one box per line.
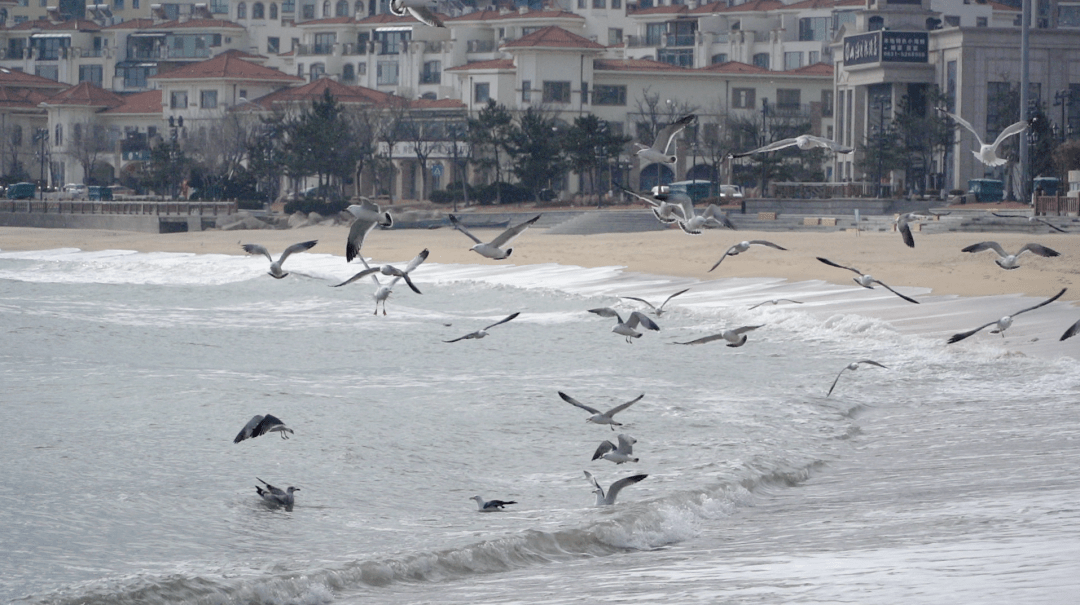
1 246 1078 604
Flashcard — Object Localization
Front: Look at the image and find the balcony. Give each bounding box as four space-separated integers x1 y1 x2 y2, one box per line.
664 32 695 47
424 40 445 53
295 43 334 56
342 42 369 55
466 39 495 53
420 73 441 84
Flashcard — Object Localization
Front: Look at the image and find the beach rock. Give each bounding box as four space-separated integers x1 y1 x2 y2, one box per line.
287 212 309 228
219 215 275 231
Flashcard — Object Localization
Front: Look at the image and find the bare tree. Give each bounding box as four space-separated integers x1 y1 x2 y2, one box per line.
374 100 409 203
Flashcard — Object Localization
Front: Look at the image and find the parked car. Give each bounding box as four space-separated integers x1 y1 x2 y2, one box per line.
6 182 36 200
717 184 744 200
64 183 88 198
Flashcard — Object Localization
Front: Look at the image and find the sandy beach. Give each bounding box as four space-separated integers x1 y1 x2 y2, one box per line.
1 222 1077 302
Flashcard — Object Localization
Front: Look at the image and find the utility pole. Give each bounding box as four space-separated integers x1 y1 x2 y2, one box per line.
1019 0 1031 202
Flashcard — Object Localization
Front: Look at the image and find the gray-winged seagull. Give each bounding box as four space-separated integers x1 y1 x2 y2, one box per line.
588 308 660 343
709 240 787 272
592 434 639 464
634 114 695 165
672 325 763 348
748 299 803 310
444 312 520 343
234 414 294 443
345 201 393 262
470 495 517 512
333 248 428 300
960 241 1061 270
583 470 648 506
732 134 853 158
827 360 887 397
241 240 317 279
449 214 541 260
559 391 643 430
256 477 299 509
619 288 689 316
817 257 920 304
937 108 1029 166
947 288 1066 344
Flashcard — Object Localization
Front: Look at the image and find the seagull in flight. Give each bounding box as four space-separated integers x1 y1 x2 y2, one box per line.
583 470 648 506
332 250 429 315
827 360 887 397
708 240 787 272
333 248 428 298
1061 319 1080 341
588 308 660 343
990 212 1067 233
817 257 920 304
444 312 520 343
616 184 687 224
241 240 317 279
634 114 695 164
592 434 639 464
256 477 299 509
749 299 803 310
672 325 763 348
619 288 689 316
449 214 541 260
470 495 517 512
947 288 1066 344
679 201 736 234
937 108 1029 166
389 0 444 27
731 134 853 158
960 241 1060 270
345 201 393 263
234 414 294 443
559 391 644 430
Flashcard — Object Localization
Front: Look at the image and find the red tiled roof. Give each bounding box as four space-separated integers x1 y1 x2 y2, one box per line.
0 87 56 110
705 0 786 13
630 4 689 15
0 68 70 89
445 58 516 71
447 9 584 22
594 58 692 72
103 18 156 30
355 13 426 25
987 1 1021 11
102 90 163 114
42 82 125 108
296 16 359 25
102 17 243 30
501 25 604 50
699 60 770 74
151 50 302 82
252 77 404 108
785 62 834 76
4 18 102 31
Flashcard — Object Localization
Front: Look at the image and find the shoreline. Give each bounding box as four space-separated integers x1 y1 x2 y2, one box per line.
1 224 1077 302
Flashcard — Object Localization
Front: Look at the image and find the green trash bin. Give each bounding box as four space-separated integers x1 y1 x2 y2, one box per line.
967 179 1003 202
1033 177 1060 196
87 186 113 201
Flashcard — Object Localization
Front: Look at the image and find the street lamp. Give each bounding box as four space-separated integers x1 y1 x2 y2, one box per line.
871 94 892 199
33 127 48 200
1053 89 1072 142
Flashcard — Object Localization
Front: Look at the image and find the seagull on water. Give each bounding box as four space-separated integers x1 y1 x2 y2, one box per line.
256 477 299 509
449 214 541 260
234 414 294 443
241 240 317 279
559 391 643 430
672 325 763 348
947 288 1066 344
470 495 517 512
389 0 444 27
817 257 920 304
937 108 1029 166
708 240 787 272
731 134 853 158
634 114 695 165
583 470 648 506
749 299 803 310
827 360 887 397
592 434 639 464
1061 319 1080 341
961 241 1061 270
444 312 520 343
345 201 393 263
620 288 689 317
990 212 1067 233
588 308 660 343
333 248 428 298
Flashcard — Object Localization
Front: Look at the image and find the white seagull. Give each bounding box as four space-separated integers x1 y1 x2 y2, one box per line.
827 360 887 397
634 114 695 164
592 434 640 464
583 470 648 506
1061 319 1080 342
749 299 803 310
388 0 444 27
619 288 690 317
708 240 787 272
559 391 644 430
679 201 737 234
470 495 517 512
256 477 299 509
816 257 920 304
332 250 429 315
449 214 541 260
991 212 1067 233
731 134 853 158
672 325 764 348
345 201 393 263
234 414 294 443
938 108 1028 166
444 312 520 343
961 241 1061 270
241 240 317 279
588 308 660 343
616 184 687 224
947 288 1066 344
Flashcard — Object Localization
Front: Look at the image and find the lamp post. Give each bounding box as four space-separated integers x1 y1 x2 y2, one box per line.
33 127 47 201
760 97 769 196
1053 89 1072 142
871 94 891 199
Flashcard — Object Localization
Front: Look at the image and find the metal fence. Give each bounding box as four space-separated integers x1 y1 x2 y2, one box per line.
4 200 238 216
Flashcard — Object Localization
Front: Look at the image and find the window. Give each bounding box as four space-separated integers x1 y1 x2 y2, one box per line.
114 0 123 8
237 1 246 18
711 53 728 64
593 84 627 106
869 15 885 30
986 81 1015 138
1059 4 1080 26
282 0 294 11
376 30 409 54
302 3 315 17
542 81 570 103
608 28 622 45
270 2 277 17
377 60 399 84
577 0 584 8
79 65 103 86
581 82 589 104
12 125 22 147
310 63 325 79
809 51 820 64
211 0 228 12
253 2 264 16
592 0 605 7
752 53 769 69
343 63 354 81
35 65 59 80
73 123 82 144
474 81 490 103
821 90 833 117
358 62 366 75
976 16 987 27
776 88 800 110
314 32 336 54
421 60 440 84
522 80 531 102
645 23 664 46
268 37 280 53
612 0 620 7
200 90 218 109
784 51 803 70
322 0 330 16
658 48 693 68
732 87 755 109
55 124 62 146
133 0 139 8
355 0 363 14
335 0 348 14
944 15 960 26
170 91 188 109
798 17 829 41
